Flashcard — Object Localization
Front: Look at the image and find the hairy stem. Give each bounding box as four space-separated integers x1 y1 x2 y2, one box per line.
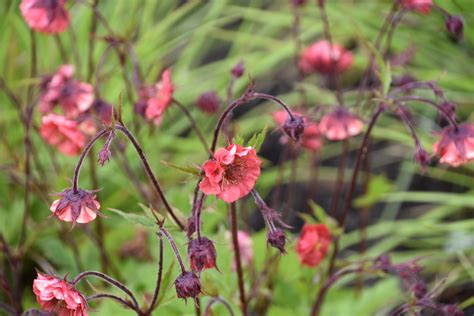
230 202 248 315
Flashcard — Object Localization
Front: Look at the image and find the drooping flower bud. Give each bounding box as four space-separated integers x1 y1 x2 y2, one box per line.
196 91 220 114
97 131 115 167
414 146 430 173
175 271 201 300
231 61 245 78
188 237 217 271
445 15 464 41
267 229 286 253
283 115 305 141
50 188 101 224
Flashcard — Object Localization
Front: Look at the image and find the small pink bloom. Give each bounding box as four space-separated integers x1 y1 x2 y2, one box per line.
20 0 70 34
196 91 220 114
144 69 174 125
33 272 88 316
299 40 353 75
40 65 94 118
296 223 331 267
401 0 432 15
40 114 85 156
226 230 253 269
50 188 100 224
319 107 364 141
433 123 474 167
273 110 322 151
200 144 261 203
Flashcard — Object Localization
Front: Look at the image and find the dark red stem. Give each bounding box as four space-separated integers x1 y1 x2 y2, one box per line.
230 202 248 316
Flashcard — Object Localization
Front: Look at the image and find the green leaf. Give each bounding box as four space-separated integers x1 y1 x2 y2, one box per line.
108 208 156 228
246 124 268 151
354 175 394 208
160 160 200 176
307 200 339 229
234 134 245 146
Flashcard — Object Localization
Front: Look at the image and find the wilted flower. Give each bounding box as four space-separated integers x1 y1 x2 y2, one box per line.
231 61 245 78
273 110 322 151
401 0 432 15
299 40 353 75
296 223 331 267
174 271 201 300
20 0 70 34
39 65 94 118
433 123 474 167
445 15 464 41
188 237 217 271
33 272 88 316
50 188 100 224
319 107 363 141
40 114 85 156
200 144 261 203
267 229 286 253
141 69 174 125
196 91 220 114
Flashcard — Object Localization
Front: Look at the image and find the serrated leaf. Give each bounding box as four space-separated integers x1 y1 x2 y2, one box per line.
246 124 268 151
160 161 200 176
234 134 245 146
108 208 155 228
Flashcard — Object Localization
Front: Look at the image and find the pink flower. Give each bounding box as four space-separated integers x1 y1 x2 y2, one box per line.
33 272 88 316
433 123 474 167
40 65 94 118
296 224 331 267
20 0 70 34
200 144 261 203
144 69 174 125
299 40 353 75
401 0 432 15
226 230 253 269
273 110 322 151
40 114 85 156
319 107 364 141
50 188 100 224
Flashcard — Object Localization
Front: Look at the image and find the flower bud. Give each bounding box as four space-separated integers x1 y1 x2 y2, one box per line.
267 229 286 253
445 15 464 41
411 282 427 299
175 271 201 300
196 91 220 114
283 115 305 141
231 61 245 78
414 147 430 173
188 237 217 271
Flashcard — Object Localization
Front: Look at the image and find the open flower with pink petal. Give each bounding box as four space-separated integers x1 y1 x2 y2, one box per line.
40 114 85 156
33 272 88 316
401 0 432 15
319 107 364 141
433 123 474 167
200 144 261 203
143 69 174 125
299 40 353 75
20 0 70 34
50 188 100 224
40 65 94 118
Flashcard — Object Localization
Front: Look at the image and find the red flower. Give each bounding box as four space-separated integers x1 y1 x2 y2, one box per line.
296 224 331 267
40 65 94 118
433 123 474 167
200 144 261 203
273 110 322 151
143 69 174 125
319 107 363 141
299 40 353 75
20 0 70 34
50 188 100 224
33 272 88 316
401 0 432 15
40 114 85 156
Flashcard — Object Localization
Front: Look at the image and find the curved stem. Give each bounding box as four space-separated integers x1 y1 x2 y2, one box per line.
230 202 247 316
146 233 164 314
395 104 421 148
159 227 186 273
115 124 184 229
72 271 139 310
172 98 211 155
396 96 459 130
204 297 235 316
72 129 110 192
87 293 137 311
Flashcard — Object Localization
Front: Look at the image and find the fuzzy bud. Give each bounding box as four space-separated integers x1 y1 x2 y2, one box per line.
267 229 286 253
445 15 464 41
175 272 201 300
188 237 217 271
231 61 245 78
196 91 220 114
283 115 305 141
